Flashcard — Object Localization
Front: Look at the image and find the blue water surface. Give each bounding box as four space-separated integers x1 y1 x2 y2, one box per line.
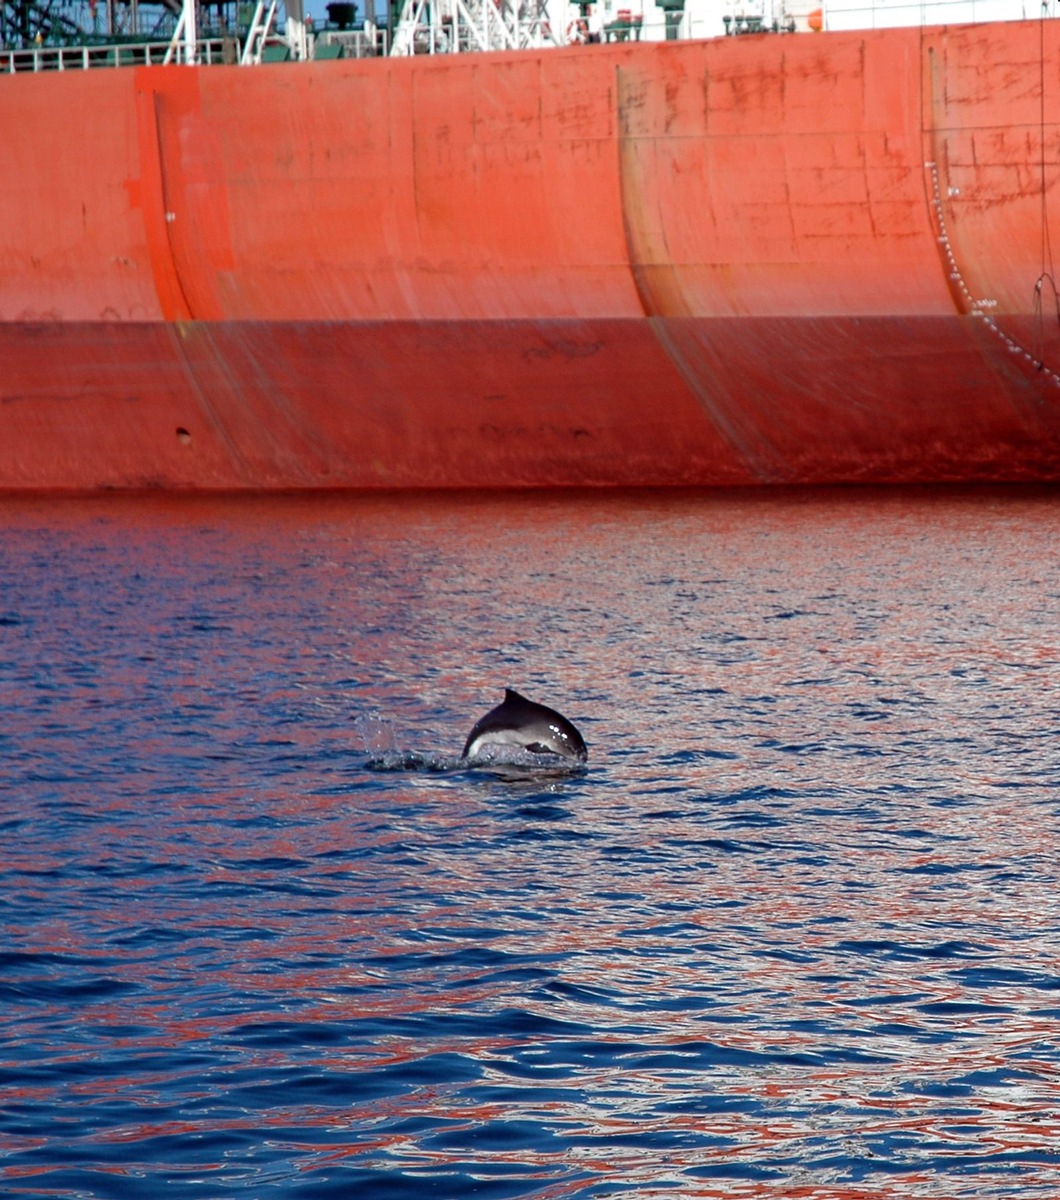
2 487 1060 1198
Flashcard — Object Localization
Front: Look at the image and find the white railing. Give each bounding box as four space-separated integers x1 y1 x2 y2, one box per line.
823 0 1057 27
0 37 231 72
0 28 390 71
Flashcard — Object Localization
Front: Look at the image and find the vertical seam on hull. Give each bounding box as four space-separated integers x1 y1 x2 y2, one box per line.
152 92 199 324
614 60 786 482
134 77 193 322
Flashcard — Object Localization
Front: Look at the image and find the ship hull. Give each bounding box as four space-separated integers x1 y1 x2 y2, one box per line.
3 22 1060 488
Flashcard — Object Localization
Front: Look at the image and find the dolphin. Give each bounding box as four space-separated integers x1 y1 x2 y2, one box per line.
462 688 587 762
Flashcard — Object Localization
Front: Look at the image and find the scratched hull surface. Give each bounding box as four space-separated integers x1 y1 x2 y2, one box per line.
2 23 1060 487
3 487 1060 1197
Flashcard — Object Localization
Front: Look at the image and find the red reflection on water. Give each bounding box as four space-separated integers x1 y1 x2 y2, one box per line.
4 489 1060 1197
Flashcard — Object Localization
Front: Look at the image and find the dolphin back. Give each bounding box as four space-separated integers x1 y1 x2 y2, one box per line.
462 688 587 761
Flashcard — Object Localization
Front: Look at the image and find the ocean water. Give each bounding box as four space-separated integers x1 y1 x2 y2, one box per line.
2 487 1060 1199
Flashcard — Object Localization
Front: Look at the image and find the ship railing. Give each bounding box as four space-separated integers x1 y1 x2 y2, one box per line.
0 38 231 72
0 29 390 72
817 0 1057 25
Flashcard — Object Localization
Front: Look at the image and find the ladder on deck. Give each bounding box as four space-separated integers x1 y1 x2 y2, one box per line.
240 0 279 62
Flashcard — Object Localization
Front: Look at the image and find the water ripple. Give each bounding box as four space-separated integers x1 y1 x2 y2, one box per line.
2 489 1060 1197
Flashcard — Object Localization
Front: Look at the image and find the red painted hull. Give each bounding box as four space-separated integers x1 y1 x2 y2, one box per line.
3 23 1060 487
